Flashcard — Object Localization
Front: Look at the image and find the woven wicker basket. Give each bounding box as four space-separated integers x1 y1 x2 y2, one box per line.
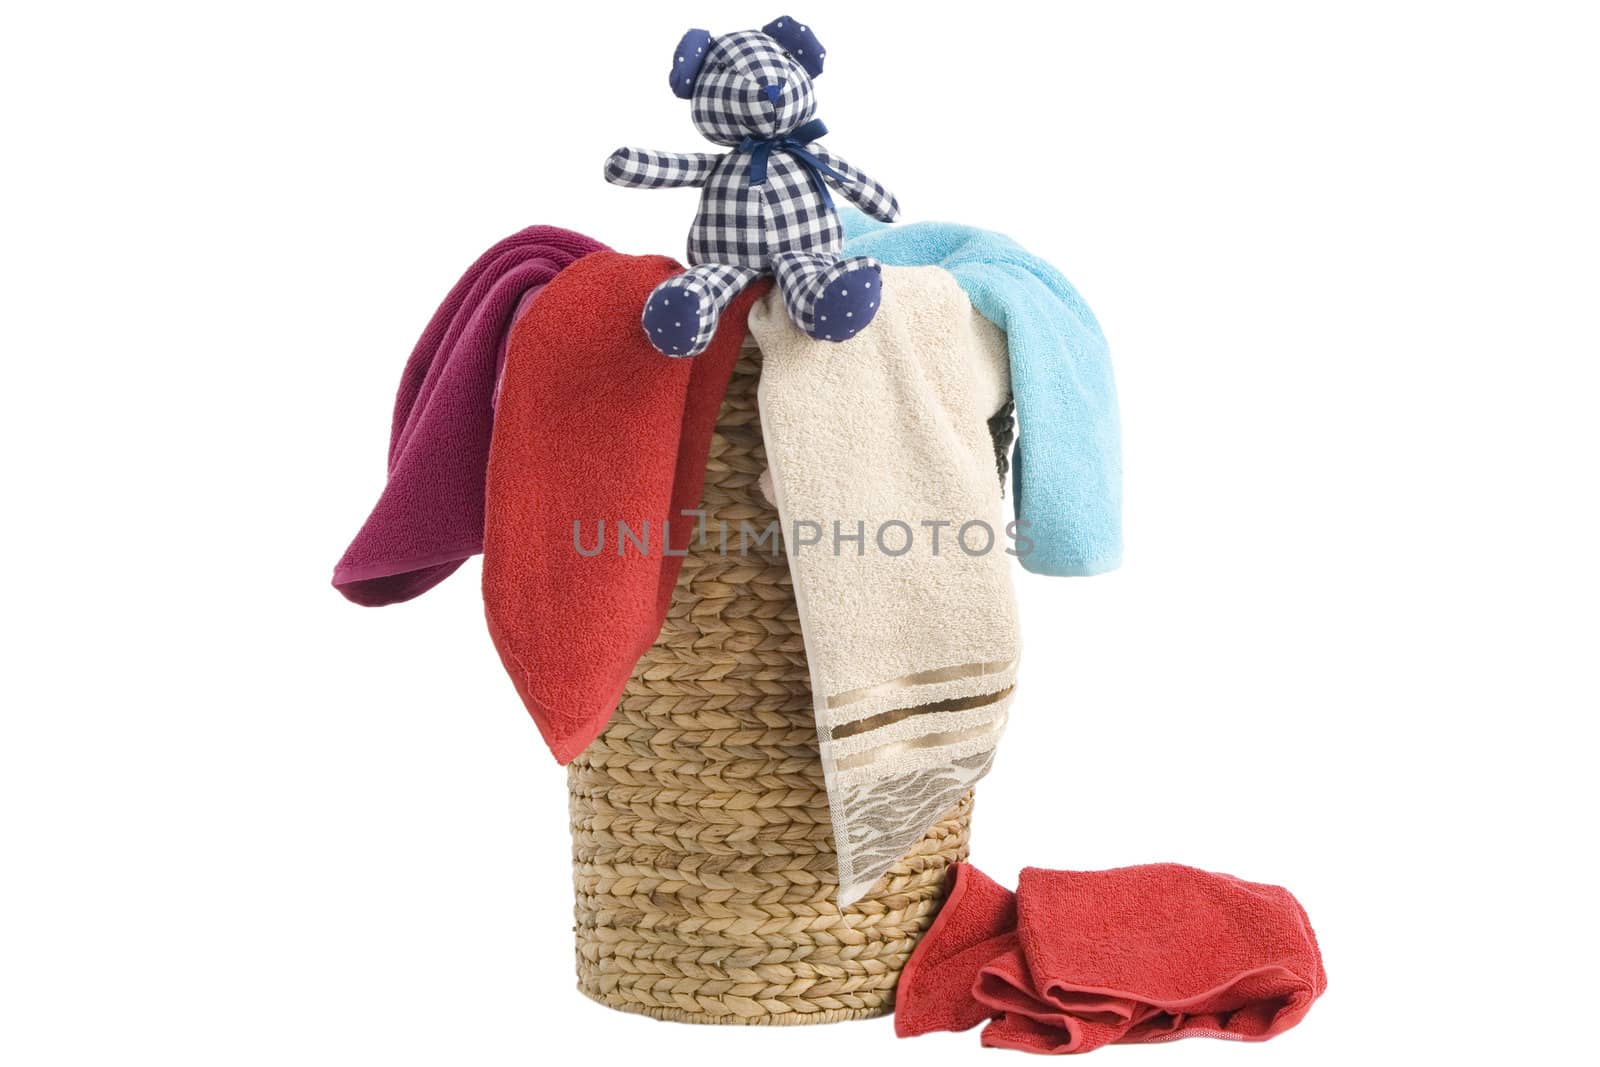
568 339 973 1025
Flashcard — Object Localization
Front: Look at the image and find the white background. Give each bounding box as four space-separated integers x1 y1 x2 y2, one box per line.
3 2 1596 1063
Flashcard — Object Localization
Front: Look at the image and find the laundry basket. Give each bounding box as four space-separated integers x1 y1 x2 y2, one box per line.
567 338 974 1024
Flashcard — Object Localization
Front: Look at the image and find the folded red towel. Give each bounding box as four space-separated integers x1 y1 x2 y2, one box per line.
896 864 1019 1036
897 862 1325 1055
333 226 606 605
482 251 770 763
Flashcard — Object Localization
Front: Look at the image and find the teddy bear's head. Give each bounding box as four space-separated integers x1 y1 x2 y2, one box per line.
669 16 826 146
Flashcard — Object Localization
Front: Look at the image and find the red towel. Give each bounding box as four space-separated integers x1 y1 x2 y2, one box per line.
482 251 770 763
896 863 1020 1036
897 863 1326 1055
333 226 606 605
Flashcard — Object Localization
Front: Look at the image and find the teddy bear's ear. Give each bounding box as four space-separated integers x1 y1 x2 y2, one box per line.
669 29 714 99
761 16 825 78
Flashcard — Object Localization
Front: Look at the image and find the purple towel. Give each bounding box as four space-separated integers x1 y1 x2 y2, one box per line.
333 226 607 605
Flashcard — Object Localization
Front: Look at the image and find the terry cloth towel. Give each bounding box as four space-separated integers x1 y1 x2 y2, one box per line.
841 210 1122 577
749 266 1020 906
332 226 607 606
483 251 771 764
896 863 1328 1054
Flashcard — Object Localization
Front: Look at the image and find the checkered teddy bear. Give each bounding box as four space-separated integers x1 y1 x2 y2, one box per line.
605 16 900 357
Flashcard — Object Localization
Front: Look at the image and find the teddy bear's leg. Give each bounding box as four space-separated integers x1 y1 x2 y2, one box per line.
642 263 763 358
771 252 884 342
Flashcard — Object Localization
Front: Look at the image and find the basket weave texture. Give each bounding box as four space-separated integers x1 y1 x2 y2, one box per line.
568 341 973 1024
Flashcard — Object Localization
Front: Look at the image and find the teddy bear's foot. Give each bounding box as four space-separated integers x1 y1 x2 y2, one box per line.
642 264 763 358
773 253 883 342
808 261 882 342
642 281 711 358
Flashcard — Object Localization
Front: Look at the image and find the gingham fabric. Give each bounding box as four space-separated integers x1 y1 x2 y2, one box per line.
807 142 899 223
690 30 819 146
605 20 901 356
603 150 721 190
688 147 843 266
642 263 762 355
772 251 870 337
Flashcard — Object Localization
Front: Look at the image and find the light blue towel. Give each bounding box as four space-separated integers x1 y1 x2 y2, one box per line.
842 210 1122 576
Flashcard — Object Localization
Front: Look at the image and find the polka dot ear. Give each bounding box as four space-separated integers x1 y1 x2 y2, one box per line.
761 15 825 78
669 28 713 99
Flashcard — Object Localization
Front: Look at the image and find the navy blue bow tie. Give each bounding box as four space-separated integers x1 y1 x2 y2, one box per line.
737 118 847 208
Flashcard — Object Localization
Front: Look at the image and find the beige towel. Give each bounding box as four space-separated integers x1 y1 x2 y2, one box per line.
749 266 1020 906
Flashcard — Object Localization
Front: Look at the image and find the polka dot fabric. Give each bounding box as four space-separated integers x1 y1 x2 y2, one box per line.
761 16 825 79
605 16 901 357
669 29 713 100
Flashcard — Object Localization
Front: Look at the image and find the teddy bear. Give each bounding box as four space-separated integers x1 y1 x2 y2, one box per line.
604 16 900 358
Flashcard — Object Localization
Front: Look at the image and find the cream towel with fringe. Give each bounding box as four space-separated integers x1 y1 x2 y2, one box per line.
749 265 1020 907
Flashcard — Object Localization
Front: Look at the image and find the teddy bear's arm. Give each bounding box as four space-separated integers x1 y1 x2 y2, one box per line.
604 147 724 189
807 145 901 223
